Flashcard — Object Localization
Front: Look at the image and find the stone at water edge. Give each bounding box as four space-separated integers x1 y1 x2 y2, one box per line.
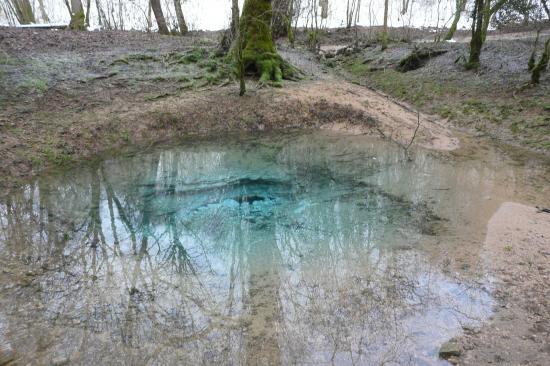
439 340 461 359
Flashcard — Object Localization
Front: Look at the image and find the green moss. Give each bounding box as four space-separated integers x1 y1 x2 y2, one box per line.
345 58 371 76
198 59 219 72
69 10 86 31
236 0 297 85
184 48 209 63
20 78 48 93
43 147 72 166
0 54 22 66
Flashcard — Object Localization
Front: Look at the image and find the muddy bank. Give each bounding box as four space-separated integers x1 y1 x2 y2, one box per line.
458 203 550 365
0 27 458 190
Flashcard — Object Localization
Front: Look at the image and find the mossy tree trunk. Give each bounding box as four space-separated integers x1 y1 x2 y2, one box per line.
467 0 507 68
231 0 240 37
150 0 170 35
444 0 466 41
174 0 188 35
69 0 86 30
481 0 507 42
531 38 550 84
238 0 296 86
467 0 485 69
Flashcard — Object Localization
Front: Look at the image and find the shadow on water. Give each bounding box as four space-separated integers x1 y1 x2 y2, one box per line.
0 131 548 365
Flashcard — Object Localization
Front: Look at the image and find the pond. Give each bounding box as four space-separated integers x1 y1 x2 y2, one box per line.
0 131 548 365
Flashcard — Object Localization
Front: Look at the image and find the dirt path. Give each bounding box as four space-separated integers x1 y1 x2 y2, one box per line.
459 203 550 365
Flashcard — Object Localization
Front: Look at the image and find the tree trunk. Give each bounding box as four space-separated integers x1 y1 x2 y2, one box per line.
231 0 240 36
481 0 507 42
467 0 485 69
10 0 36 24
174 0 188 35
146 0 152 32
444 0 465 41
238 0 295 85
218 0 240 54
69 0 86 30
381 0 389 50
321 0 329 19
531 38 550 84
272 0 292 38
150 0 170 35
85 0 91 26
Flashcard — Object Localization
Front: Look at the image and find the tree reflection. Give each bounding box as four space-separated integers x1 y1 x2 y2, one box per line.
0 133 507 365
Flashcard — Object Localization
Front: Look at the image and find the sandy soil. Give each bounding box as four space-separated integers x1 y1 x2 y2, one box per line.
283 81 459 151
458 203 550 365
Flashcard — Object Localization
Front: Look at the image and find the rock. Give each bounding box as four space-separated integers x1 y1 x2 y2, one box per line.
439 341 461 359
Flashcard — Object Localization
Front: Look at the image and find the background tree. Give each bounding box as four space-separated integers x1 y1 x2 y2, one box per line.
531 38 550 83
491 0 547 27
346 0 360 29
174 0 188 34
444 0 467 40
37 0 50 22
68 0 86 30
381 0 389 50
272 0 293 38
6 0 35 24
481 0 509 41
467 0 485 69
150 0 170 35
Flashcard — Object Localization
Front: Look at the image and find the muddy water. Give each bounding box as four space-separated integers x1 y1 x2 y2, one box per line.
0 131 548 365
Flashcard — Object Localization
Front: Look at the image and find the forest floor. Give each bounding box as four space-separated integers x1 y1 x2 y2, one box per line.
1 25 550 365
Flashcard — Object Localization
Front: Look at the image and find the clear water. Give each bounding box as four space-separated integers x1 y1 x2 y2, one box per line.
0 131 548 365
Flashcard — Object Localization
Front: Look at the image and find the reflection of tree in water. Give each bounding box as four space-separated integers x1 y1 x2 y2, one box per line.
0 135 494 365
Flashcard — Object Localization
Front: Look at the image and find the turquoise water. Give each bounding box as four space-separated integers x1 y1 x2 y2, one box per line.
3 131 546 365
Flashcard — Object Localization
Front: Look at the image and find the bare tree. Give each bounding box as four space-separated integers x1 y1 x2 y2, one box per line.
381 0 389 50
173 0 188 34
37 0 49 22
150 0 170 35
5 0 36 24
346 0 360 28
444 0 467 41
467 0 485 68
320 0 328 18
